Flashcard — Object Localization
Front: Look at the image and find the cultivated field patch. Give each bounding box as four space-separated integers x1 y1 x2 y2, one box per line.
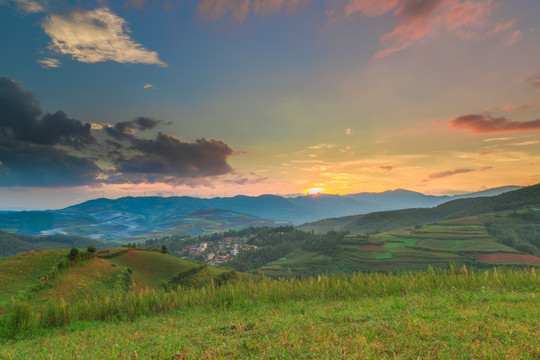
473 253 540 265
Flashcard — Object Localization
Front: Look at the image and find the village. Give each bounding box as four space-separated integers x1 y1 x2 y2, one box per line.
185 235 259 266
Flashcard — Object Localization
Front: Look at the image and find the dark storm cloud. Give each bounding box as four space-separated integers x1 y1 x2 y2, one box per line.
0 138 100 187
105 116 169 140
112 133 234 182
0 77 93 146
114 117 167 133
0 77 237 187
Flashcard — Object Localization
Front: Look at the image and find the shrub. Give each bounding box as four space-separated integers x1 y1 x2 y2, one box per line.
161 245 169 254
67 247 79 262
87 245 96 253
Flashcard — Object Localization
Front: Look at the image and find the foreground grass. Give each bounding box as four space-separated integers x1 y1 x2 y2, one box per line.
1 267 538 359
1 289 539 359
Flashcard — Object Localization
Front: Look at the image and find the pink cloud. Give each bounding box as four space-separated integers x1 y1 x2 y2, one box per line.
343 0 399 18
198 0 250 21
489 102 540 113
506 30 522 45
198 0 312 21
450 114 540 133
527 74 540 89
198 0 509 58
344 0 497 58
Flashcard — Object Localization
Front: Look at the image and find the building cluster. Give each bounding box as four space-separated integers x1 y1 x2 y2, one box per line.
186 235 258 265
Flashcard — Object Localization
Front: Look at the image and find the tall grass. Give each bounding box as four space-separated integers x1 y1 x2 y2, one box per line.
1 265 538 338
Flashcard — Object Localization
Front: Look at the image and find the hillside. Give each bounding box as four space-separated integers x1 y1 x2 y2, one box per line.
299 183 540 234
0 230 107 257
261 213 540 277
0 186 518 242
0 247 250 307
138 184 540 277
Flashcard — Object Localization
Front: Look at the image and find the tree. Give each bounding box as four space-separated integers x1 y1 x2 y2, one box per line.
87 244 96 253
67 247 79 261
161 244 169 254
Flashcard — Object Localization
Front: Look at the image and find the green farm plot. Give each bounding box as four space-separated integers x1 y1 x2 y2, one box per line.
415 238 518 253
261 249 378 277
375 252 392 259
382 237 419 249
415 239 464 252
384 242 406 248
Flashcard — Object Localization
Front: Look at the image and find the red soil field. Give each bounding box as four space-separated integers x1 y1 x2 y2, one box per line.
473 253 540 265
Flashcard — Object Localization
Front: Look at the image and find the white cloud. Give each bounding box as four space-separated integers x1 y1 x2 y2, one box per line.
42 8 167 66
143 83 155 89
37 57 61 68
12 0 44 13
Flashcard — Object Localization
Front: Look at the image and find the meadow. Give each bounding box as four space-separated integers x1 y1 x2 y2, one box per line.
1 265 539 359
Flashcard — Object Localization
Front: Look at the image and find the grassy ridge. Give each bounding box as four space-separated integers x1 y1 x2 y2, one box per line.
1 266 537 335
0 248 248 311
0 267 538 359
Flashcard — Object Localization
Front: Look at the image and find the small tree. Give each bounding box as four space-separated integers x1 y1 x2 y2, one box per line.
67 247 79 261
87 244 96 253
161 245 169 254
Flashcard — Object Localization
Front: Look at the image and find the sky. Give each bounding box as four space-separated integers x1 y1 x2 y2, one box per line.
1 0 540 209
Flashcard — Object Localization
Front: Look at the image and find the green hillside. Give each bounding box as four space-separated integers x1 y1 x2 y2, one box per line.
0 230 108 257
0 247 250 309
299 182 540 234
261 211 540 277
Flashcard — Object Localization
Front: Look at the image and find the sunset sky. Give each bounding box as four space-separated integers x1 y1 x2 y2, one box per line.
1 0 540 209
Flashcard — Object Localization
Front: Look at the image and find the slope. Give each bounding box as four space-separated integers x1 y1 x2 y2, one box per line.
0 230 107 257
262 211 540 277
0 247 252 308
299 183 540 234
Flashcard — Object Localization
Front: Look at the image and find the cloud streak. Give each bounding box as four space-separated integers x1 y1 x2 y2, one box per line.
42 8 166 66
12 0 44 13
428 168 474 179
198 0 312 21
528 74 540 89
37 58 61 68
450 114 540 134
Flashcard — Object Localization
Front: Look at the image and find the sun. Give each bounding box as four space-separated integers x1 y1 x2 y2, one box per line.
307 187 325 195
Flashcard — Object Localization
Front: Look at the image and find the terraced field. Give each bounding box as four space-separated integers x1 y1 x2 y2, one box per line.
260 215 540 277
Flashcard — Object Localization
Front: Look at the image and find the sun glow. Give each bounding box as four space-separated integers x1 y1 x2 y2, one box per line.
307 187 325 195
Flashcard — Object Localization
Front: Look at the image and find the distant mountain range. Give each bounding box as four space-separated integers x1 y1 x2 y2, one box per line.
0 185 521 242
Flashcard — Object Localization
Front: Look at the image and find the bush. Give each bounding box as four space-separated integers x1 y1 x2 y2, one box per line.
161 245 169 254
87 245 96 253
67 247 79 262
